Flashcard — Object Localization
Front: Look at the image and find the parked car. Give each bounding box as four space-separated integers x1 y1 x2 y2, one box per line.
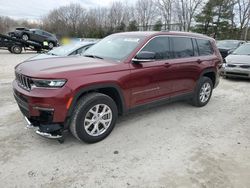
216 40 245 60
27 41 97 61
13 31 222 143
221 43 250 79
9 28 59 49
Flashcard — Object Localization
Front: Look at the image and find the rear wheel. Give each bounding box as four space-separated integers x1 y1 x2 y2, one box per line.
8 47 13 53
191 77 213 107
11 45 22 54
70 93 118 143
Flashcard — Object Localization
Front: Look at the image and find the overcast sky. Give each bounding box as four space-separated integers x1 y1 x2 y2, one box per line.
0 0 131 20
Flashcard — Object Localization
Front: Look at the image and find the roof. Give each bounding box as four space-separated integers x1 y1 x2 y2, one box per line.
113 31 213 40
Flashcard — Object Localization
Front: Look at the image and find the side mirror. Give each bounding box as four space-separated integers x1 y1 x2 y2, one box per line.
132 51 156 63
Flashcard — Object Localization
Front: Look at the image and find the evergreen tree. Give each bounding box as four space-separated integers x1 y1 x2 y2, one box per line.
127 20 138 31
194 0 235 39
153 20 163 31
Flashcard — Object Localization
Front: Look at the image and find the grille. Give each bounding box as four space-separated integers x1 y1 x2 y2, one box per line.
227 64 236 68
15 72 32 91
240 65 250 69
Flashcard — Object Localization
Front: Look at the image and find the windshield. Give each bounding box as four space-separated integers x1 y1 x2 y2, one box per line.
232 44 250 55
83 35 145 61
47 43 83 56
217 40 240 49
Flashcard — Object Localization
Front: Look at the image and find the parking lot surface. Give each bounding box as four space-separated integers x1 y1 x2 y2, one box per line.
0 50 250 188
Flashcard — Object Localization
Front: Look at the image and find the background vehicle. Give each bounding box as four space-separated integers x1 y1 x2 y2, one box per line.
217 40 245 60
13 31 222 143
222 43 250 79
0 33 50 54
9 28 58 49
27 41 97 61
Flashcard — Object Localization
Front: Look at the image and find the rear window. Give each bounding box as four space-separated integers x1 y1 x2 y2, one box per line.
171 37 194 58
196 39 213 56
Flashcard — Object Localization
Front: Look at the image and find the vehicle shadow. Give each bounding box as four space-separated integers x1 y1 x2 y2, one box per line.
61 99 192 145
222 77 250 83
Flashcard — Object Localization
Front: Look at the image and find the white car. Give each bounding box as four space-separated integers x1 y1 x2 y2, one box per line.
222 43 250 79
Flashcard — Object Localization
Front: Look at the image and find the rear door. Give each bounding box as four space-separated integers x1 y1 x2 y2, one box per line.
168 36 201 95
30 30 45 43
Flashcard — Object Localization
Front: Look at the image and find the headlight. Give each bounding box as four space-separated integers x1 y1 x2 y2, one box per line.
31 79 67 88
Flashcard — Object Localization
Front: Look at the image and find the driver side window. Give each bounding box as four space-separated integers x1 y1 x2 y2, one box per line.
141 37 171 60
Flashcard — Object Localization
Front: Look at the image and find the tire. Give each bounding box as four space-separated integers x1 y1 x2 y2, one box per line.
8 47 13 53
11 45 22 54
48 42 54 49
22 34 29 41
70 92 118 143
191 77 213 107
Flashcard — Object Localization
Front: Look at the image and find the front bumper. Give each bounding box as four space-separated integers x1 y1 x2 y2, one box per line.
13 80 72 127
221 67 250 78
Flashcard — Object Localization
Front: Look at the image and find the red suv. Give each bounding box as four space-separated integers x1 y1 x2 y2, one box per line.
13 31 222 143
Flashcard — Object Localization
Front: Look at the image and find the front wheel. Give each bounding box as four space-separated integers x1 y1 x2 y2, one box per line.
48 42 54 49
191 77 213 107
70 93 118 143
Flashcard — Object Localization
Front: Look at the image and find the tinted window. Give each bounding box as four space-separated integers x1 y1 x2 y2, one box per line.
76 45 92 55
43 32 51 37
171 37 194 58
141 37 171 60
34 30 43 35
197 39 213 56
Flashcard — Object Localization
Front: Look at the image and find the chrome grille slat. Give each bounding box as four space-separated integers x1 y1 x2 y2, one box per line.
15 72 31 91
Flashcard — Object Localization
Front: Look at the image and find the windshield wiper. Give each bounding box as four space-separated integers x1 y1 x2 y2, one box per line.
84 54 103 59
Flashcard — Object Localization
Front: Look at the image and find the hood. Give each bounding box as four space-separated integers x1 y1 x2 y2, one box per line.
225 54 250 64
218 47 231 51
16 56 117 78
26 54 60 61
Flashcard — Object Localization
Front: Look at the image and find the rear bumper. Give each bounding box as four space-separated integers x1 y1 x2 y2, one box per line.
13 80 72 127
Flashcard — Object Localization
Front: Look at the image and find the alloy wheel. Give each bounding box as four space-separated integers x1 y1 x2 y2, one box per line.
84 104 112 136
199 82 211 103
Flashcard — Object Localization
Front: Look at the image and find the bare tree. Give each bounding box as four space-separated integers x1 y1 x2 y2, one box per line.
42 3 86 37
174 0 203 31
157 0 172 30
235 0 250 39
108 2 124 30
135 0 158 31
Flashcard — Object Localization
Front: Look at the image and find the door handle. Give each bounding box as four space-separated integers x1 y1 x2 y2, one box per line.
197 59 202 64
164 63 171 68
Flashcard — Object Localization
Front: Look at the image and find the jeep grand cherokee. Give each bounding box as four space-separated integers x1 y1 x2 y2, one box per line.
13 31 222 143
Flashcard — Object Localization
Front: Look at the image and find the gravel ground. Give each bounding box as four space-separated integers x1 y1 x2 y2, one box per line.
0 49 250 188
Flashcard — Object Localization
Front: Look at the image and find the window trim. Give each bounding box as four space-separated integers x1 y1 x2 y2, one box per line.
133 35 213 61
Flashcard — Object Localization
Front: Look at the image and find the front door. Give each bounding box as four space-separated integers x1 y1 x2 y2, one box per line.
129 36 174 107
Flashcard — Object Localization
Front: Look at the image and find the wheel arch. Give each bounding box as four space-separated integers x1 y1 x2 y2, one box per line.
22 32 29 38
66 83 127 124
200 68 216 87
